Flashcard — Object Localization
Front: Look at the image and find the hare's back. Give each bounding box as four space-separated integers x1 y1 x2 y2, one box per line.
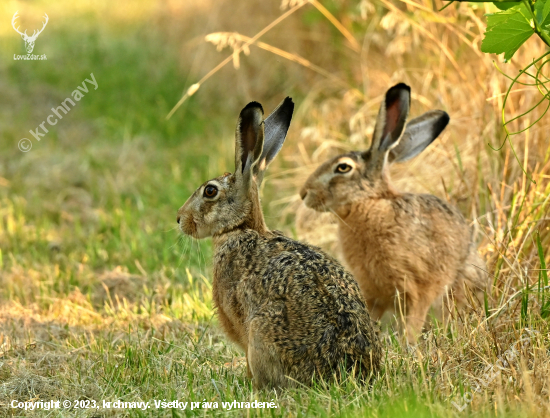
219 230 380 378
257 234 375 335
255 235 379 370
262 234 365 303
222 230 372 329
394 194 471 249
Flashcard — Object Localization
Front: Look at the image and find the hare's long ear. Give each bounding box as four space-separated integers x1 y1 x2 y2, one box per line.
253 97 294 186
364 83 410 170
234 102 265 188
389 110 449 163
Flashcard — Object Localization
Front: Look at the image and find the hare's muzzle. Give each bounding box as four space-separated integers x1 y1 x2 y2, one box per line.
176 202 196 236
178 213 199 237
300 188 329 212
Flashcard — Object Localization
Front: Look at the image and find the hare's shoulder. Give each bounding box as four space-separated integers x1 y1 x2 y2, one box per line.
261 233 361 294
221 230 357 292
264 232 339 268
394 193 466 222
217 229 330 268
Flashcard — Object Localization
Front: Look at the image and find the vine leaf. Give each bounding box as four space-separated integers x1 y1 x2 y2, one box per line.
535 0 550 29
494 2 521 11
482 4 534 60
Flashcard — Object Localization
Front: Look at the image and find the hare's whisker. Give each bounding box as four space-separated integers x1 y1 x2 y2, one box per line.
328 207 351 230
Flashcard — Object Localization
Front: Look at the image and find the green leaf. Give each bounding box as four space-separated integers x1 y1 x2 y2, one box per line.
535 0 550 28
494 2 522 11
481 4 534 60
486 9 519 29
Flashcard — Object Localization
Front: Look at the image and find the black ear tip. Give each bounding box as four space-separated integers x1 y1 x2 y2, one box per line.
388 82 411 94
242 101 264 114
282 97 294 113
433 110 450 135
440 111 450 126
386 83 411 106
279 97 294 114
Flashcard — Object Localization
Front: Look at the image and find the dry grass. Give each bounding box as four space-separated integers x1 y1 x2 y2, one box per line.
1 0 550 416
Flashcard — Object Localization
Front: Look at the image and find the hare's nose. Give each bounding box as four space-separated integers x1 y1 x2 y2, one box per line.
299 189 307 200
177 216 181 224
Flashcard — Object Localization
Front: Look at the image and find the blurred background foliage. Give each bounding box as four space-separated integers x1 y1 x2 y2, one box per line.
1 0 550 416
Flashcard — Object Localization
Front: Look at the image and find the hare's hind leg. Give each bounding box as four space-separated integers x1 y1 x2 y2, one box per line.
247 317 288 389
403 299 431 344
430 285 458 328
436 250 487 325
364 298 387 322
246 356 252 379
457 248 487 305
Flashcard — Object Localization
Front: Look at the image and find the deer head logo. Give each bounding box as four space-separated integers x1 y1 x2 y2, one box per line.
12 11 49 54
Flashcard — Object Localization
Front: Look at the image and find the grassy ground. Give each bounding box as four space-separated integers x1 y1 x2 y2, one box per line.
1 0 550 417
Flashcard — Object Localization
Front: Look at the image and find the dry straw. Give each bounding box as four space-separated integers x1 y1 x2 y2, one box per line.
166 0 364 119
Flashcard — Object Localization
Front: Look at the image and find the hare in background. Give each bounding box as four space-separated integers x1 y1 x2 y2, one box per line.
176 97 381 389
300 83 487 343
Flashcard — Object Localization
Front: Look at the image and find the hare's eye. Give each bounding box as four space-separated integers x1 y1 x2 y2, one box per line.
335 163 352 174
204 185 218 198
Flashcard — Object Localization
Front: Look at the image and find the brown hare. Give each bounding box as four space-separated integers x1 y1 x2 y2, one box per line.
300 83 487 343
176 98 381 389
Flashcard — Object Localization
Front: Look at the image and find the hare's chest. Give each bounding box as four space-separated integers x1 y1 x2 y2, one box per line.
212 244 263 346
337 204 401 289
212 249 250 307
211 249 249 345
338 203 395 258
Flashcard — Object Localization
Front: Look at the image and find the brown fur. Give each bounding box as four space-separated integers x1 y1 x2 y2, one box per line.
300 84 487 343
176 98 381 389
